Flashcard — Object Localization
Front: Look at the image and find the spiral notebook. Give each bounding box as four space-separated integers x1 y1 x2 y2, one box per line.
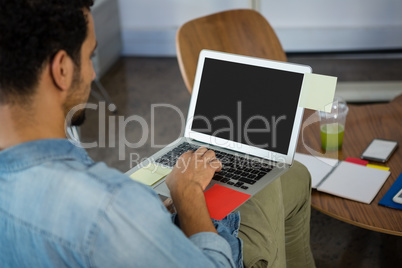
295 153 390 204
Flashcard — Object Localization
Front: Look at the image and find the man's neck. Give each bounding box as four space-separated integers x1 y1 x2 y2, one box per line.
0 104 66 150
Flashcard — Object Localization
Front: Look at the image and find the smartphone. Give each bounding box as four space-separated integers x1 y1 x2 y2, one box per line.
360 139 398 163
392 188 402 204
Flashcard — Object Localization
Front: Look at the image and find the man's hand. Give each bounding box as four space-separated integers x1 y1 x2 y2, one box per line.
166 147 222 195
165 147 222 237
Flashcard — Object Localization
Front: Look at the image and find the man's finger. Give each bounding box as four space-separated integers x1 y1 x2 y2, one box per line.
209 158 222 172
202 149 216 162
175 151 192 168
194 147 208 158
180 151 193 158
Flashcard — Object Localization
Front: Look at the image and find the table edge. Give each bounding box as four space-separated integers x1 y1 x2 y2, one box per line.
311 204 402 237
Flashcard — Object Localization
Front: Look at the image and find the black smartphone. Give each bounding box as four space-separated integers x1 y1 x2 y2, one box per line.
361 139 398 163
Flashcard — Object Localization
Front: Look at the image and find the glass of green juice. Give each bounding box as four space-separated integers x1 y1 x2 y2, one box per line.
318 97 349 151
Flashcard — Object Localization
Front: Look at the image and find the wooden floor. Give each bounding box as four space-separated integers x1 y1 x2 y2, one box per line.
81 53 402 267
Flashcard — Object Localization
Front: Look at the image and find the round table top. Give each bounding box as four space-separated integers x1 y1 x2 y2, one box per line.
297 95 402 236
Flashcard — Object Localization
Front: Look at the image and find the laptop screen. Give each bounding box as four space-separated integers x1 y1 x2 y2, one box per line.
191 57 304 155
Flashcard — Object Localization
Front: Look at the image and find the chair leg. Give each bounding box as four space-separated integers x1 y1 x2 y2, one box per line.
66 126 81 144
249 0 261 11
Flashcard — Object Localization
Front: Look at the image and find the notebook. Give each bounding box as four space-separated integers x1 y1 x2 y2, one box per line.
126 50 312 214
295 153 391 204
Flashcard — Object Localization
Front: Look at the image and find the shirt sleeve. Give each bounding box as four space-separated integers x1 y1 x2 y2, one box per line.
87 180 236 268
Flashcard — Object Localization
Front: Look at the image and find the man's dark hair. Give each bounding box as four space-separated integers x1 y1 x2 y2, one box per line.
0 0 94 104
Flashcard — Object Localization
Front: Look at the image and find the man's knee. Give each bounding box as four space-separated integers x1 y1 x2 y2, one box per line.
280 161 312 218
281 160 311 196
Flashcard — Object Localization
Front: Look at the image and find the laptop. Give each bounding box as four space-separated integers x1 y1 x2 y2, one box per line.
126 49 312 199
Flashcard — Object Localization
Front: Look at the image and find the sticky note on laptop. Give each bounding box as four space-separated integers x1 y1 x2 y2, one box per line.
129 163 172 186
299 73 337 112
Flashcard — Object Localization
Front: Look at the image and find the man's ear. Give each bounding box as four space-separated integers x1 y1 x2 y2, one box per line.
50 50 74 91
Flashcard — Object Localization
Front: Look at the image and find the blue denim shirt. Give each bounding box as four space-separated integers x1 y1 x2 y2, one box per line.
0 139 243 267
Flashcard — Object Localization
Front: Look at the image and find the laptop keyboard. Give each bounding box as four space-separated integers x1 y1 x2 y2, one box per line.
155 142 273 190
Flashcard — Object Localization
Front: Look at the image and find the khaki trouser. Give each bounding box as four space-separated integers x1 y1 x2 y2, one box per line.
237 161 316 268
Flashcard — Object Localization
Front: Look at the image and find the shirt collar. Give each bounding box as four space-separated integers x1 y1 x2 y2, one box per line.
0 139 93 172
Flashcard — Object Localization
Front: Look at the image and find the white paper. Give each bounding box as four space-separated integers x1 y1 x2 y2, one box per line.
317 161 390 204
294 153 339 188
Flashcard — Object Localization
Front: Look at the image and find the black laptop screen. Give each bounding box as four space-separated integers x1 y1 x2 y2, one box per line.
191 58 304 154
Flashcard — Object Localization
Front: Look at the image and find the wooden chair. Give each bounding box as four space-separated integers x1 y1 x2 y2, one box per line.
176 9 287 93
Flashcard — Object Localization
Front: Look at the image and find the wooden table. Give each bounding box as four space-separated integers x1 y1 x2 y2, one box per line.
297 94 402 236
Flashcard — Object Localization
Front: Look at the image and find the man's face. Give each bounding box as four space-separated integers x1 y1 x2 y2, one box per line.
65 9 97 126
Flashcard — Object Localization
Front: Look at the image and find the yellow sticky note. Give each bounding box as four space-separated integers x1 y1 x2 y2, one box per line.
129 163 172 186
366 164 390 171
299 73 337 112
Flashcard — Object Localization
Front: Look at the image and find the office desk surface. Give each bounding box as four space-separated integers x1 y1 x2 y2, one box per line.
297 94 402 236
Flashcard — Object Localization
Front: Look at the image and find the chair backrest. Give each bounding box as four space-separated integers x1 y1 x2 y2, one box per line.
176 9 287 93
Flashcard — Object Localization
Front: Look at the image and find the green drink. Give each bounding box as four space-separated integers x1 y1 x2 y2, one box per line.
320 123 344 151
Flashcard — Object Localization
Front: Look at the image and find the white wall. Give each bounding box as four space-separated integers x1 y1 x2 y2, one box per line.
117 0 402 56
260 0 402 52
93 0 122 76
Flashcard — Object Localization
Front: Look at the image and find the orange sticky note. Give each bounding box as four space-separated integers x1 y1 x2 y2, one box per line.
204 184 251 220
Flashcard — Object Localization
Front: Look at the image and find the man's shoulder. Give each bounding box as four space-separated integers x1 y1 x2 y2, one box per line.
3 153 164 251
37 158 161 217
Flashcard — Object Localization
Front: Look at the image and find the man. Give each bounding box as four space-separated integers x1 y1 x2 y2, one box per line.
0 1 315 267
